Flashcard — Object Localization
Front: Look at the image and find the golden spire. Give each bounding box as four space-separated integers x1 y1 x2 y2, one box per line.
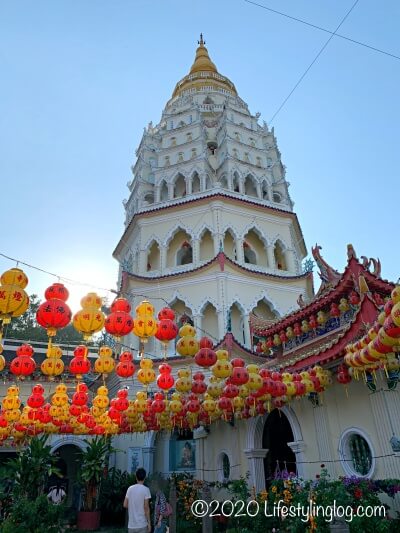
189 34 217 74
171 35 237 98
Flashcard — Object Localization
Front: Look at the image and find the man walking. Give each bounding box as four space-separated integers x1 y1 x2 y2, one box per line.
124 467 151 533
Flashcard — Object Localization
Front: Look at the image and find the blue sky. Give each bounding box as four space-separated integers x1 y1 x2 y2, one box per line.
0 0 399 311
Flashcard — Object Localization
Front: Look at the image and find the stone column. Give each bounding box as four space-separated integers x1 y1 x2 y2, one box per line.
267 185 273 201
155 185 161 203
186 176 192 195
369 390 400 478
217 310 225 340
160 245 167 273
244 448 268 492
236 238 245 263
142 446 156 475
193 314 202 336
194 427 208 481
266 244 275 269
285 249 297 273
167 183 174 200
242 313 251 348
139 249 147 274
313 405 336 478
192 238 200 265
287 440 306 478
256 182 262 199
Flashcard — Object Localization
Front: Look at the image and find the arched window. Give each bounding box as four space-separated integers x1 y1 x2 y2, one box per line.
218 452 231 483
243 242 257 264
177 241 193 266
192 172 201 193
143 192 154 206
274 242 287 270
160 181 169 201
273 191 282 203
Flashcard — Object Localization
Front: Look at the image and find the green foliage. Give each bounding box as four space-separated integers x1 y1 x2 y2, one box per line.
0 434 61 502
0 494 64 533
99 467 136 525
77 436 113 511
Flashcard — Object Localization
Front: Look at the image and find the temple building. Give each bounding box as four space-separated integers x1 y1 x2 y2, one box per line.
112 36 400 489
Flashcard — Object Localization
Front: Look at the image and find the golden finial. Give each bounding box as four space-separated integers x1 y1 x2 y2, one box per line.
198 33 205 46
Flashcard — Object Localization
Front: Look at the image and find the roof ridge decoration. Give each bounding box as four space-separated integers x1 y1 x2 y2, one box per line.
312 244 341 285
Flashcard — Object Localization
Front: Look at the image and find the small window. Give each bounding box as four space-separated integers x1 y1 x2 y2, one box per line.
234 132 240 141
249 137 256 147
170 137 177 147
218 452 231 483
178 152 184 162
339 429 374 478
191 148 197 159
244 152 250 163
169 121 174 130
186 132 192 142
164 156 170 167
256 157 262 167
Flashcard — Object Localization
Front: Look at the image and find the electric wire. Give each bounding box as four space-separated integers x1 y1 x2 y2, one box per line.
243 0 400 62
269 0 360 124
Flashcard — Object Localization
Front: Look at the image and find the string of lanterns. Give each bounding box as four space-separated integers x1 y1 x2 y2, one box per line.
343 286 400 389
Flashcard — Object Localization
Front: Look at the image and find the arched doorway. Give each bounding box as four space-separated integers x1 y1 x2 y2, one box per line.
51 441 83 509
263 409 296 482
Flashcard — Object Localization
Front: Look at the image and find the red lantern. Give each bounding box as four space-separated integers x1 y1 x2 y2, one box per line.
156 363 174 390
116 351 135 378
230 366 249 385
349 291 360 305
114 389 129 411
195 347 217 367
337 364 352 385
69 345 91 379
10 344 36 378
330 303 340 318
105 311 134 339
155 319 178 343
105 297 134 340
199 337 214 349
111 297 132 313
36 283 72 337
158 307 175 321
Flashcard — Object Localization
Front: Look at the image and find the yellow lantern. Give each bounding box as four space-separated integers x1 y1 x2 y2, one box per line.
175 368 192 393
0 268 29 334
73 292 105 341
211 352 232 379
391 286 400 304
41 344 64 379
93 385 110 409
51 383 69 406
134 391 148 413
0 343 5 372
133 300 157 343
94 345 115 375
176 324 199 357
232 396 244 410
2 386 21 410
169 392 183 414
137 358 156 385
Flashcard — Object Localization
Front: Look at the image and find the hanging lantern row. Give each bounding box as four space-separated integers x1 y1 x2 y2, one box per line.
0 360 332 442
342 286 400 389
255 292 368 353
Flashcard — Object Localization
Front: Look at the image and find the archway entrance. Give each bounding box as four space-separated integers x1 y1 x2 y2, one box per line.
263 409 296 482
51 444 83 508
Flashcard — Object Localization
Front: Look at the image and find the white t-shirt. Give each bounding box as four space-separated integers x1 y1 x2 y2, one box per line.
125 483 151 529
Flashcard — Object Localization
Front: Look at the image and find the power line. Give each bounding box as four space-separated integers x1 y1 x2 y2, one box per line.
269 0 360 124
243 0 400 62
0 252 118 295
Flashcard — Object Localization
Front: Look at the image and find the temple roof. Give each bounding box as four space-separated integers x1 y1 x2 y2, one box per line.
251 245 394 371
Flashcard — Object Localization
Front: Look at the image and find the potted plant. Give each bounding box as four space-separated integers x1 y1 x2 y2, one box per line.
76 436 112 531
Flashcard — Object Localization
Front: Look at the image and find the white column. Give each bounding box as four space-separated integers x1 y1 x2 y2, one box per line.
266 245 275 269
285 249 297 273
313 405 336 479
242 313 251 348
236 238 244 263
193 314 201 336
142 446 156 475
186 177 192 195
370 390 400 478
160 245 167 272
217 310 225 339
139 249 147 273
267 185 273 201
287 440 306 478
155 185 161 203
192 238 200 265
168 183 174 199
244 448 268 492
194 427 208 481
